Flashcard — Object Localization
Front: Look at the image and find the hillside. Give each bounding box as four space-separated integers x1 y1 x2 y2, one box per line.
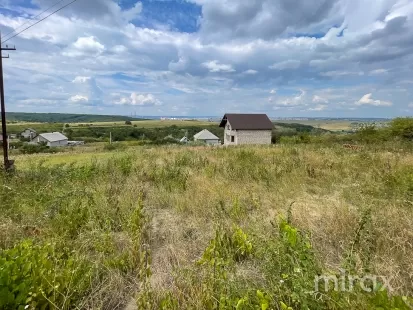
6 112 136 123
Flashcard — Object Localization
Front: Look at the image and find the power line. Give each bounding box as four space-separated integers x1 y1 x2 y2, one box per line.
2 0 69 41
1 0 80 44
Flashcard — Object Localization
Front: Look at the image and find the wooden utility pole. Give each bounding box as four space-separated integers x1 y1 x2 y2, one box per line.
0 32 16 171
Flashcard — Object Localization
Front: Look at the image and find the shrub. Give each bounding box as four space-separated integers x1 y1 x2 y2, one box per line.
20 143 62 154
125 121 132 125
389 118 413 139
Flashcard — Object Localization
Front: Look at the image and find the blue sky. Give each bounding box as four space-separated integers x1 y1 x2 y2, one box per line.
0 0 413 117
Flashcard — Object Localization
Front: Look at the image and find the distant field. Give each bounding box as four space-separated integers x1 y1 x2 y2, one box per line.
274 119 390 131
6 112 134 123
4 120 218 136
274 120 353 131
70 119 216 128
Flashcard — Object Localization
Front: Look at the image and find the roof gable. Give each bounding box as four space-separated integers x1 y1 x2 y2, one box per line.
194 129 219 140
220 114 273 130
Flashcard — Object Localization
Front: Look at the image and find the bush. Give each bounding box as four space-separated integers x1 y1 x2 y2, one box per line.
103 143 126 151
20 143 61 154
125 121 132 125
390 118 413 139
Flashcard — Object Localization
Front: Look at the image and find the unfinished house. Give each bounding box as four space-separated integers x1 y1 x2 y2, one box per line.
219 114 273 145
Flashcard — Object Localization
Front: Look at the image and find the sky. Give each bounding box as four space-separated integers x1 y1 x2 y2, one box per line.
0 0 413 117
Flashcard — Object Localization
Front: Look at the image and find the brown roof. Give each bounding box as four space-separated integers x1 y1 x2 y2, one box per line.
219 113 273 130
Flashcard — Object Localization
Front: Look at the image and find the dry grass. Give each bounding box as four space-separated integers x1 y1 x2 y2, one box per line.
1 143 413 309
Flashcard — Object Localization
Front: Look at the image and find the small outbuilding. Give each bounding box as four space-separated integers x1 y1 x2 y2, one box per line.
194 129 220 145
20 128 37 139
219 113 273 145
31 132 68 147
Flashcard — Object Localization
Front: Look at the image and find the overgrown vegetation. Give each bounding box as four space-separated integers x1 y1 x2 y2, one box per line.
1 131 413 308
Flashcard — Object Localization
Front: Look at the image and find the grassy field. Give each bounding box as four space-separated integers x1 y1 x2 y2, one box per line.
1 141 413 309
5 120 215 132
70 120 216 128
5 119 356 131
273 120 354 131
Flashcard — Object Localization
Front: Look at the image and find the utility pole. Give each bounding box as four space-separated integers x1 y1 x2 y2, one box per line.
0 32 16 171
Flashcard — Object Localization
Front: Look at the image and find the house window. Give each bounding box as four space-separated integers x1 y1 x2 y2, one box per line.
231 136 235 143
227 125 230 130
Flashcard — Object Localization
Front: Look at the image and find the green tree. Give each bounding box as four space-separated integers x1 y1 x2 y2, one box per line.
390 118 413 139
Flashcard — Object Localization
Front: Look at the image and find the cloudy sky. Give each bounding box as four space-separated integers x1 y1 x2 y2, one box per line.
0 0 413 117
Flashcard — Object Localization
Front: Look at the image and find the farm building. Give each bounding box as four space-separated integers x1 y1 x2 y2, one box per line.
219 113 273 145
194 129 220 145
20 128 37 139
31 132 68 147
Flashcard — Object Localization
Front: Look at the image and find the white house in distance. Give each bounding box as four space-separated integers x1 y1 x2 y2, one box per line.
219 113 273 145
20 128 37 139
31 132 68 147
194 129 220 145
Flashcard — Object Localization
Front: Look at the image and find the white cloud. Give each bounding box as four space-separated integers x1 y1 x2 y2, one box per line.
321 71 365 77
243 69 258 75
122 2 142 22
18 99 58 105
312 95 328 103
269 60 301 70
274 90 306 107
2 0 413 117
63 36 105 57
369 69 388 75
355 93 392 107
270 89 277 94
408 103 413 108
308 104 327 111
112 45 127 53
202 60 235 73
169 57 188 72
69 95 89 102
116 93 162 106
72 76 91 83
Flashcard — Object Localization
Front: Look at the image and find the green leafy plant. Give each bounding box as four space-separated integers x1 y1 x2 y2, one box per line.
0 240 92 309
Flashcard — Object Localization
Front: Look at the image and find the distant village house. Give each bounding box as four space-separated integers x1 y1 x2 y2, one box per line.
20 128 37 139
194 129 220 145
219 114 273 145
31 132 68 147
